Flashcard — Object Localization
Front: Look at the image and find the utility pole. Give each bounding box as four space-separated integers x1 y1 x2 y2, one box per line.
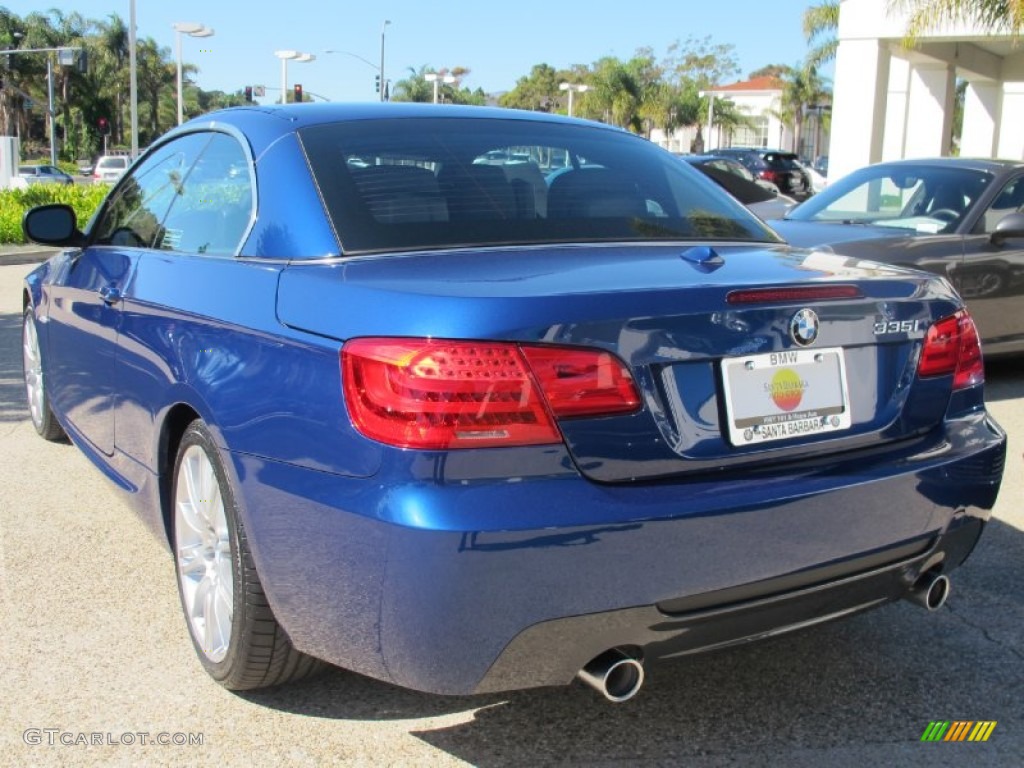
46 58 57 165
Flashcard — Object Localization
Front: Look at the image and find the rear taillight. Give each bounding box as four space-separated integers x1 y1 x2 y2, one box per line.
759 169 781 184
519 346 641 418
342 339 641 449
917 310 984 390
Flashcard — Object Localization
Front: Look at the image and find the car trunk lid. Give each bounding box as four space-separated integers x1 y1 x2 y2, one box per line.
277 243 965 483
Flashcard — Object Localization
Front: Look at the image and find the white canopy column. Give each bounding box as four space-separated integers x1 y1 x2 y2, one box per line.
881 57 911 162
903 62 956 159
960 82 1001 158
997 82 1024 159
828 39 891 180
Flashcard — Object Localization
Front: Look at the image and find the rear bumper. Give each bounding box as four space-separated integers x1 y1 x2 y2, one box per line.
229 411 1005 696
475 517 983 694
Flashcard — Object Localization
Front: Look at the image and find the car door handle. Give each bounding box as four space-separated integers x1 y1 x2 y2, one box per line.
99 285 123 305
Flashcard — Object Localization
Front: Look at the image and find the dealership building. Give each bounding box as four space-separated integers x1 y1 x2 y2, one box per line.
830 0 1024 180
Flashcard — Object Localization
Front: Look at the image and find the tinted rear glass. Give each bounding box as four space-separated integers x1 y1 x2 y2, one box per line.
299 118 778 255
764 153 801 170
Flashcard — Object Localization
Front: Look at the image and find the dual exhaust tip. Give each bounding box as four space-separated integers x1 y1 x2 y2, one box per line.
578 573 950 703
577 648 644 703
906 571 951 612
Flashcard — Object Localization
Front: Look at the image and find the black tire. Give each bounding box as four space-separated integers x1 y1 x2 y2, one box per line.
171 420 323 690
22 307 66 442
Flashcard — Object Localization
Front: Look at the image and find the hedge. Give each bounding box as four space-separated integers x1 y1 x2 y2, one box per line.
0 184 110 244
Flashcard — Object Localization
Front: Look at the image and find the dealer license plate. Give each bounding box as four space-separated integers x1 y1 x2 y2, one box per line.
721 347 852 446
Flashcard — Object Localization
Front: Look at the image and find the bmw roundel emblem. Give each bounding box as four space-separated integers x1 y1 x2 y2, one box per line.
790 308 819 346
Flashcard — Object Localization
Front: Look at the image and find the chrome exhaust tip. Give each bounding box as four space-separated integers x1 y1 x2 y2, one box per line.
906 572 951 611
577 649 645 703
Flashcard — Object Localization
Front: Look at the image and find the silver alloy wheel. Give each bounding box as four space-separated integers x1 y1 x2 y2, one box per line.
22 313 44 430
175 444 233 663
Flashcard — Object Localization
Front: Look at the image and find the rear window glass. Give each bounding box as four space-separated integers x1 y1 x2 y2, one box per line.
764 153 801 170
299 117 778 255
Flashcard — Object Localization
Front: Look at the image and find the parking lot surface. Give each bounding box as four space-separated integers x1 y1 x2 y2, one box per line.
1 261 1021 767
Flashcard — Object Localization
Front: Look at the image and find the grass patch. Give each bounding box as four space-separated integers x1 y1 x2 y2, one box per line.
0 184 109 244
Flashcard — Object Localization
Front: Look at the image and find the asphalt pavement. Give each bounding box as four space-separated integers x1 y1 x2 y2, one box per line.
0 261 1021 767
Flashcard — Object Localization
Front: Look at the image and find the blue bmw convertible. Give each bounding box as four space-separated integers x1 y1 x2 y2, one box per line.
21 104 1006 702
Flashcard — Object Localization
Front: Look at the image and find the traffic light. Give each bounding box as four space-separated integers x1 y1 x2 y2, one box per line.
244 86 252 103
293 83 303 103
97 117 110 136
375 74 380 94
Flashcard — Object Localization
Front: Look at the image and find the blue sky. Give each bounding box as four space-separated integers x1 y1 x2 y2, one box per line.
7 1 820 102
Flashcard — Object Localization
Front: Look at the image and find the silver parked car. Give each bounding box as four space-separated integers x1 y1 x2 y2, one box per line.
19 164 74 185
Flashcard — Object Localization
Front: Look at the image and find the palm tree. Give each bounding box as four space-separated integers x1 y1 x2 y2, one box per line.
391 65 436 102
896 0 1024 40
19 10 94 160
0 9 29 137
778 65 831 156
135 37 175 145
803 2 840 69
586 56 645 131
96 14 129 143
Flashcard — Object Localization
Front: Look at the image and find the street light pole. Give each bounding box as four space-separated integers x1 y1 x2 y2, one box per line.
274 50 314 105
558 82 589 118
129 0 138 158
424 72 455 104
173 22 214 126
45 58 57 165
379 20 391 102
324 49 380 97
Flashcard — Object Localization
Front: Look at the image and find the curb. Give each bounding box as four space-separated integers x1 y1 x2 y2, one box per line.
0 248 60 266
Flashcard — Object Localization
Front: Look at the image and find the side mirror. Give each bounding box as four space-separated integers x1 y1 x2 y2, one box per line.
22 204 85 248
990 211 1024 245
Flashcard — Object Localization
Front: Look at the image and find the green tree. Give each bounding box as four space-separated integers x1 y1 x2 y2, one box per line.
665 36 740 91
803 2 840 69
96 14 130 144
135 37 175 145
0 10 30 137
897 0 1024 39
748 64 790 79
392 64 437 102
777 64 831 156
584 56 645 129
499 63 566 112
392 65 483 105
24 10 92 161
0 7 250 159
440 67 485 105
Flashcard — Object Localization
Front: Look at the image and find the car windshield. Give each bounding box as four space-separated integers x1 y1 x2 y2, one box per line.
299 117 779 255
785 163 993 233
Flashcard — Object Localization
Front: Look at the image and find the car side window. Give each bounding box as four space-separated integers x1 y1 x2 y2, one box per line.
92 134 212 248
157 133 254 255
977 176 1024 234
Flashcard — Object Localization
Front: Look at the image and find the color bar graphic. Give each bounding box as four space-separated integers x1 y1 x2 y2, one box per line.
920 721 996 742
